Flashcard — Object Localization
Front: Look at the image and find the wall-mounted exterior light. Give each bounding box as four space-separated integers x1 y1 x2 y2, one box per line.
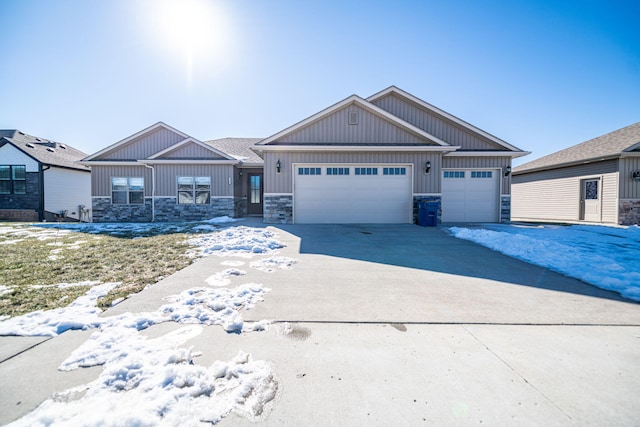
425 161 431 174
504 165 512 176
276 159 281 173
632 170 640 181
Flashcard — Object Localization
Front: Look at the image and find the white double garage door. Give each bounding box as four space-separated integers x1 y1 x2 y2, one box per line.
293 164 500 224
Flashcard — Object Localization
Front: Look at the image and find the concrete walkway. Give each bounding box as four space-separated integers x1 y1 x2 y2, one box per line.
1 222 639 426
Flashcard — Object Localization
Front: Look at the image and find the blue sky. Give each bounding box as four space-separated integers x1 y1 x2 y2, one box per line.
1 0 638 165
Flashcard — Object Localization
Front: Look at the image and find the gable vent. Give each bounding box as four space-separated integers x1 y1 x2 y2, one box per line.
25 143 35 148
348 111 359 125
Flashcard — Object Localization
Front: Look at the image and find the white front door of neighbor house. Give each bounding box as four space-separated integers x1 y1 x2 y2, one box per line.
581 178 601 222
293 164 413 224
441 169 500 222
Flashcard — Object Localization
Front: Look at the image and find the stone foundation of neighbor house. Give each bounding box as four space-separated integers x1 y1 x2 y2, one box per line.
619 199 640 225
0 209 39 221
153 197 235 222
501 195 511 223
92 197 153 222
413 195 442 225
263 194 293 224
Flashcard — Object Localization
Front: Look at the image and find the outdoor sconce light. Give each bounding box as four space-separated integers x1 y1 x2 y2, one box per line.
632 170 640 181
504 165 512 176
425 161 431 174
276 159 281 173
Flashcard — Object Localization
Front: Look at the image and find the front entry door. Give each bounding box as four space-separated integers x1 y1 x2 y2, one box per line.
581 178 601 222
247 173 263 215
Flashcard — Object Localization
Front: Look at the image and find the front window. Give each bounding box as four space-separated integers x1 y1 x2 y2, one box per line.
178 176 210 204
0 165 26 195
112 177 144 204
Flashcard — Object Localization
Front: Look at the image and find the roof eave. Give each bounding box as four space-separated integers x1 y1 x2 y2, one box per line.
513 154 621 175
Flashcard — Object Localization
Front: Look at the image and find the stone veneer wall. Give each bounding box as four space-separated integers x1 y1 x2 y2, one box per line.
500 195 511 223
263 195 293 224
234 197 247 218
0 173 40 212
92 197 152 222
153 197 234 222
619 200 640 225
413 195 442 225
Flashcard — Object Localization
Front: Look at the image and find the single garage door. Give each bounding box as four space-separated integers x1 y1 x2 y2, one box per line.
441 169 499 222
294 164 413 224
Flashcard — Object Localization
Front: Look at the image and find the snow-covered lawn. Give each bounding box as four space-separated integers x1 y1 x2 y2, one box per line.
449 223 640 301
3 219 289 426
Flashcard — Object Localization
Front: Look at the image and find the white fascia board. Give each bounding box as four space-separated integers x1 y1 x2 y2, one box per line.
367 86 524 152
253 145 461 153
237 163 264 168
258 95 450 147
83 122 191 161
140 159 239 165
78 161 141 166
147 137 235 160
445 151 531 158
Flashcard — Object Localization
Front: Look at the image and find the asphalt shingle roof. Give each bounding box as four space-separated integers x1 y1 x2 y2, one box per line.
1 130 90 171
204 138 264 164
514 121 640 174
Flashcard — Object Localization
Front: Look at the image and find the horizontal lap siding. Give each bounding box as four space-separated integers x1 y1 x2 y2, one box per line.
602 173 619 224
264 152 441 194
91 165 152 197
443 156 511 195
154 165 234 197
372 94 504 150
44 168 91 219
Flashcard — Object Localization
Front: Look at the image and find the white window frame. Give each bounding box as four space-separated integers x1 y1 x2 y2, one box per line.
177 176 211 204
111 177 144 205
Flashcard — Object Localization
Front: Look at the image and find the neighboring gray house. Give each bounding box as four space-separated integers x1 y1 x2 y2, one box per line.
0 130 91 222
81 123 264 222
254 86 528 224
512 121 640 225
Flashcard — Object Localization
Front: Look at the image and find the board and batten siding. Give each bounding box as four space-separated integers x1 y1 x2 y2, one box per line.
153 164 234 197
44 167 91 220
371 93 504 150
0 143 40 171
159 143 226 160
91 165 153 197
100 128 184 160
263 151 441 194
512 160 619 224
619 157 640 199
443 156 511 195
278 105 429 145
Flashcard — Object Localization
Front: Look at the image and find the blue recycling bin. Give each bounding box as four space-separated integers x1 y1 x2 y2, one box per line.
418 200 439 227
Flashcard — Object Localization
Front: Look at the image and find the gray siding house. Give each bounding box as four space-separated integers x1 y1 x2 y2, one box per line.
254 86 528 224
512 121 640 225
81 123 264 222
0 130 91 222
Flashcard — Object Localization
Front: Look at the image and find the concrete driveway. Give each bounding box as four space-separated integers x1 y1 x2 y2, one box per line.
1 222 639 426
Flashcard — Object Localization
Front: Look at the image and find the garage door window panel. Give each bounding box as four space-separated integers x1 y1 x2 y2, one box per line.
298 167 321 175
326 167 350 176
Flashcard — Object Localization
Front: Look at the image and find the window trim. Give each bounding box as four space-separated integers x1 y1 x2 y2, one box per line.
0 165 26 195
111 177 145 205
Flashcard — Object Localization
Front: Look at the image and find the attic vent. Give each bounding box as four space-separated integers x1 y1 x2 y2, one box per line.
59 144 67 149
348 111 359 125
35 138 42 141
25 143 35 148
46 147 55 153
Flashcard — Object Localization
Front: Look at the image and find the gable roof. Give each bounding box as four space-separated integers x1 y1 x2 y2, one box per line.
146 137 235 161
83 122 190 161
205 138 264 164
514 121 640 174
367 86 525 153
256 95 451 147
0 130 89 171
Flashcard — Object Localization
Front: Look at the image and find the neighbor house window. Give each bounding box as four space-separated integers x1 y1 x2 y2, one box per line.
111 177 144 204
178 176 211 204
0 165 26 195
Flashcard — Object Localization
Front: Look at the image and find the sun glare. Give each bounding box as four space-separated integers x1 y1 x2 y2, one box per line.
143 0 231 85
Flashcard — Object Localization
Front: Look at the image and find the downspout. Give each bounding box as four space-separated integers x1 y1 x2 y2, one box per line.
39 164 50 221
143 163 155 222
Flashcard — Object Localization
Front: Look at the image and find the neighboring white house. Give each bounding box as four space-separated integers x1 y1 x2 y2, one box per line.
0 130 91 221
512 121 640 226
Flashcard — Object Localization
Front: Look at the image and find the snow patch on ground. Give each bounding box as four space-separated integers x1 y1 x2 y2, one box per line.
187 226 285 258
250 256 297 273
449 224 640 301
0 285 14 297
206 268 247 287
